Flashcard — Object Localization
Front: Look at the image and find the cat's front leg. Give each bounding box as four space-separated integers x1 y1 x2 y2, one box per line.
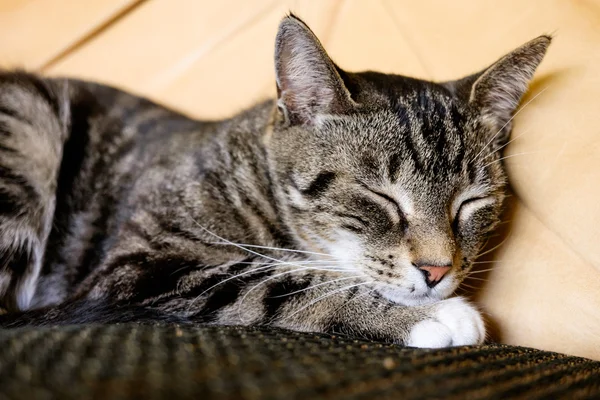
316 292 485 348
87 254 485 347
202 267 485 347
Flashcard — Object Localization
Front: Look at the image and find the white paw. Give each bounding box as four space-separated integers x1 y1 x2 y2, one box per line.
406 297 485 348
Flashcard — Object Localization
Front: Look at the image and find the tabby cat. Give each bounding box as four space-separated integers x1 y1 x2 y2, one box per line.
0 15 550 347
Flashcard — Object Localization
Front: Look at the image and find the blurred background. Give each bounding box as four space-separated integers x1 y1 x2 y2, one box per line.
0 0 599 360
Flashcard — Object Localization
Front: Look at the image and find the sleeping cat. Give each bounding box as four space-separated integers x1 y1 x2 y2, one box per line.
0 15 550 347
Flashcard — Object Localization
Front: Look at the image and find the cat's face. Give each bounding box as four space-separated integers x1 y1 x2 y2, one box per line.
270 89 506 305
268 15 549 305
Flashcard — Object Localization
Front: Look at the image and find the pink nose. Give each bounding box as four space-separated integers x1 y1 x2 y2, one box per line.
417 265 451 287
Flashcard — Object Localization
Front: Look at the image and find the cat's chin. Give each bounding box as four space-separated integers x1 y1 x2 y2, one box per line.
375 284 444 306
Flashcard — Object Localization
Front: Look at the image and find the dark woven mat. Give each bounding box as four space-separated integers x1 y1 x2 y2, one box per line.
0 324 598 399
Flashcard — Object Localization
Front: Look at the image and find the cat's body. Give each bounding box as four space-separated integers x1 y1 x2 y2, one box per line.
0 16 550 347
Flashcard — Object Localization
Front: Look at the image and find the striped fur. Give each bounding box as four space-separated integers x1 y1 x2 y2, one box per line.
0 16 550 347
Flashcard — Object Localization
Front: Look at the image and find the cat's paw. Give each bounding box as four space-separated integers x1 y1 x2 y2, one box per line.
406 297 485 348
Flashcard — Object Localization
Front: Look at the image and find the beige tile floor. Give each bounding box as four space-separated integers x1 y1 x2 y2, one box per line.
1 0 599 360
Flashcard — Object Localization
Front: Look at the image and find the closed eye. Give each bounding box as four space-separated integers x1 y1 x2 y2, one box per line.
359 183 405 225
455 196 495 223
334 212 370 227
336 213 369 233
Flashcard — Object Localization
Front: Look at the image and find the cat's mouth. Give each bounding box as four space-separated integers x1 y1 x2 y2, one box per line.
374 282 444 306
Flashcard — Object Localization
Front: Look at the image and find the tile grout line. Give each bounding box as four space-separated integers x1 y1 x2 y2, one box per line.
145 0 282 93
41 0 149 72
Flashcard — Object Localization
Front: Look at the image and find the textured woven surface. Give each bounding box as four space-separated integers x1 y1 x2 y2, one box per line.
0 324 599 400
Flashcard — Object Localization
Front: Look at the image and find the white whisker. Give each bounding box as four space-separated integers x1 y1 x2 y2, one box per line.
237 266 352 323
187 263 280 307
481 150 542 170
476 233 512 259
228 259 345 266
497 219 513 225
187 261 347 311
207 241 333 258
467 268 496 275
472 86 550 163
480 128 531 160
463 276 488 282
459 282 480 291
330 287 379 317
348 286 380 306
245 266 348 300
170 264 201 276
281 281 374 323
269 276 361 298
471 260 504 264
192 220 315 268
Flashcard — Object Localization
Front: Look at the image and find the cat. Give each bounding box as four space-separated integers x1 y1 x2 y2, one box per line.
0 14 550 348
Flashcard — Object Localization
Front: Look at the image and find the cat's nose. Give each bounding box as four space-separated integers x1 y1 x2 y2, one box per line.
415 263 452 287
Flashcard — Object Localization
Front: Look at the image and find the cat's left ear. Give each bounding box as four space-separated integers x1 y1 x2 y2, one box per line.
445 35 551 145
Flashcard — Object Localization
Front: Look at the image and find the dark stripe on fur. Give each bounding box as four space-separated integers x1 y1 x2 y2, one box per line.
402 129 424 171
301 171 336 198
193 280 246 323
239 191 283 243
96 251 205 302
0 244 34 311
0 187 24 217
450 105 466 173
151 216 204 248
387 153 401 182
41 87 96 276
0 298 190 328
203 169 253 234
129 254 205 302
0 143 16 154
321 320 393 343
188 268 272 322
0 105 26 124
73 119 138 284
26 74 62 117
74 200 116 284
0 165 38 211
0 243 32 276
262 275 312 324
0 121 15 142
0 72 61 118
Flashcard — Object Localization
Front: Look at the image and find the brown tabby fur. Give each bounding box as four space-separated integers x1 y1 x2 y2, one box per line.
0 15 550 347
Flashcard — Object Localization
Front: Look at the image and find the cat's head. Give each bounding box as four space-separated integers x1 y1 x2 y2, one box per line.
267 15 550 305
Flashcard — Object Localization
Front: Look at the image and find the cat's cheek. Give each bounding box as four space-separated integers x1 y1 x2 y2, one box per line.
325 229 364 266
455 226 487 258
457 208 499 243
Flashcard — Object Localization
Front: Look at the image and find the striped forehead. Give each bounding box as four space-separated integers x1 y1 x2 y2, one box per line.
390 90 468 179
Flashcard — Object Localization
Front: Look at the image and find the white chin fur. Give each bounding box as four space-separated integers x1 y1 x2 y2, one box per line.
374 273 458 306
375 284 442 306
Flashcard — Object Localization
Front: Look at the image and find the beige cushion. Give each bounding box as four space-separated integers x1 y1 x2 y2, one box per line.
2 0 599 360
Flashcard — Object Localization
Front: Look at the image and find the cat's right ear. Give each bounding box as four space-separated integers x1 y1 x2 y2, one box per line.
274 15 355 126
444 35 551 146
